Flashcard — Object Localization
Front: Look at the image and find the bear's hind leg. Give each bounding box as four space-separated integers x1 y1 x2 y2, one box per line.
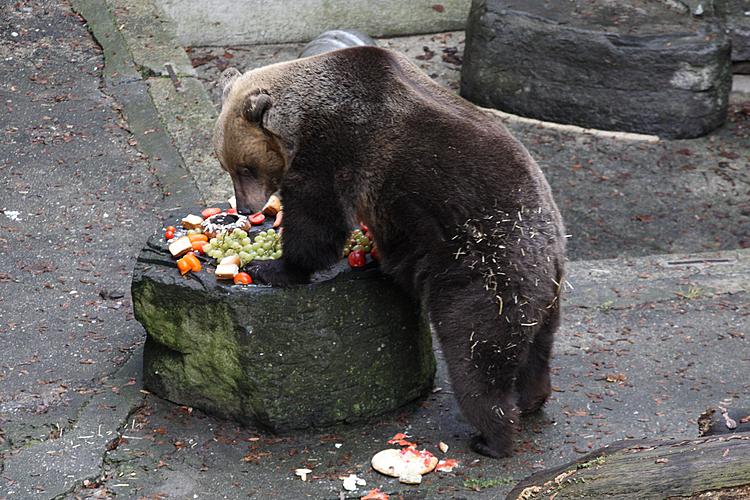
515 304 559 415
427 281 526 458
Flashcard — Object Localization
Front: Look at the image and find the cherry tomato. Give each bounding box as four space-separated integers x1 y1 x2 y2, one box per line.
359 222 369 233
249 212 265 225
233 272 252 285
165 230 175 240
370 246 379 261
201 207 222 219
226 208 238 214
348 250 366 268
166 226 176 232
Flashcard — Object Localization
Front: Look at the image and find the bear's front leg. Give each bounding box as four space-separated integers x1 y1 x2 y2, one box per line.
245 170 350 286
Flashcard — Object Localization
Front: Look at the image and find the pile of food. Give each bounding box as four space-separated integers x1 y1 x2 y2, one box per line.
162 194 379 284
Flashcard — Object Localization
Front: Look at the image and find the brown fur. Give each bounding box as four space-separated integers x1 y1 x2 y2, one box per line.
214 46 566 457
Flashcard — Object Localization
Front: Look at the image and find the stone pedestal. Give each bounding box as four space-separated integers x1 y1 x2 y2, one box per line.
461 0 732 138
132 224 435 431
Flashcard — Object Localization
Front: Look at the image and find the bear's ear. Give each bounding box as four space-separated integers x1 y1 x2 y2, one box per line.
243 91 273 125
219 67 241 106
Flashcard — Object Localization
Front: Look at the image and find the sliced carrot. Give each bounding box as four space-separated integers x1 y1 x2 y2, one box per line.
176 258 191 275
188 233 208 243
183 253 202 272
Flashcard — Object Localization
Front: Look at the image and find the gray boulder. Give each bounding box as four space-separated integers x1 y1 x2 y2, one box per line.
719 0 750 69
132 224 435 431
461 0 732 138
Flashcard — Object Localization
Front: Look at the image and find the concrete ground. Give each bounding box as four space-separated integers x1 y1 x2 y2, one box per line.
0 1 748 499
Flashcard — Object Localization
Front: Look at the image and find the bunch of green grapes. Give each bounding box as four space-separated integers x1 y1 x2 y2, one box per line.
342 228 372 256
205 229 282 266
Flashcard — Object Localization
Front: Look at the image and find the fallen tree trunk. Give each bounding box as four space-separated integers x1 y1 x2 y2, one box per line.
506 433 750 499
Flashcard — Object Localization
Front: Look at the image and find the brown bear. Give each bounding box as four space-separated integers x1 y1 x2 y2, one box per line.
214 46 566 458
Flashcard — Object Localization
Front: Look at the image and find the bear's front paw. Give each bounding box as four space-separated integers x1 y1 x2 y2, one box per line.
244 259 310 286
469 435 512 459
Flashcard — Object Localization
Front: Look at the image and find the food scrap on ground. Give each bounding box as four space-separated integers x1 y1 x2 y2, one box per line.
372 433 457 485
435 458 459 472
361 488 389 500
294 468 312 482
341 473 367 491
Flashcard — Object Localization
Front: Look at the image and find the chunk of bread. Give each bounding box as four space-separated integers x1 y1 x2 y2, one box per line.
220 255 240 267
181 214 204 229
262 193 282 216
215 263 239 279
168 236 193 257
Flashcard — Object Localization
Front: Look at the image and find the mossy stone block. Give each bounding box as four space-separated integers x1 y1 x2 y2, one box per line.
132 223 435 431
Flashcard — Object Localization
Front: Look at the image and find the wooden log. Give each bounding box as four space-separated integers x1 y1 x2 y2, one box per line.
506 433 750 499
698 407 750 436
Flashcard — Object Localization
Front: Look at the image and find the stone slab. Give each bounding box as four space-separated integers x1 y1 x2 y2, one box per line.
461 0 733 138
132 217 436 431
156 0 471 46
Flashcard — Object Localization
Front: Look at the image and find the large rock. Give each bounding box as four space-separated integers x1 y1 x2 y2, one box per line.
720 0 750 70
132 220 435 431
461 0 732 138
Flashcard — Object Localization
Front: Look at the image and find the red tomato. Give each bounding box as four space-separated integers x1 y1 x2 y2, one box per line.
359 222 369 233
233 272 252 285
347 250 366 268
165 230 175 240
249 212 265 225
201 207 222 218
226 208 238 214
370 246 379 261
166 226 176 232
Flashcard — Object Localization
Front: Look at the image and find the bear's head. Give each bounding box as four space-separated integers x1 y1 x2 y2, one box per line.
214 67 288 214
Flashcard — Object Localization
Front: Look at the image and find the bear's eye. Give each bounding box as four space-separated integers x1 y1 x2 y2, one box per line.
236 165 258 179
